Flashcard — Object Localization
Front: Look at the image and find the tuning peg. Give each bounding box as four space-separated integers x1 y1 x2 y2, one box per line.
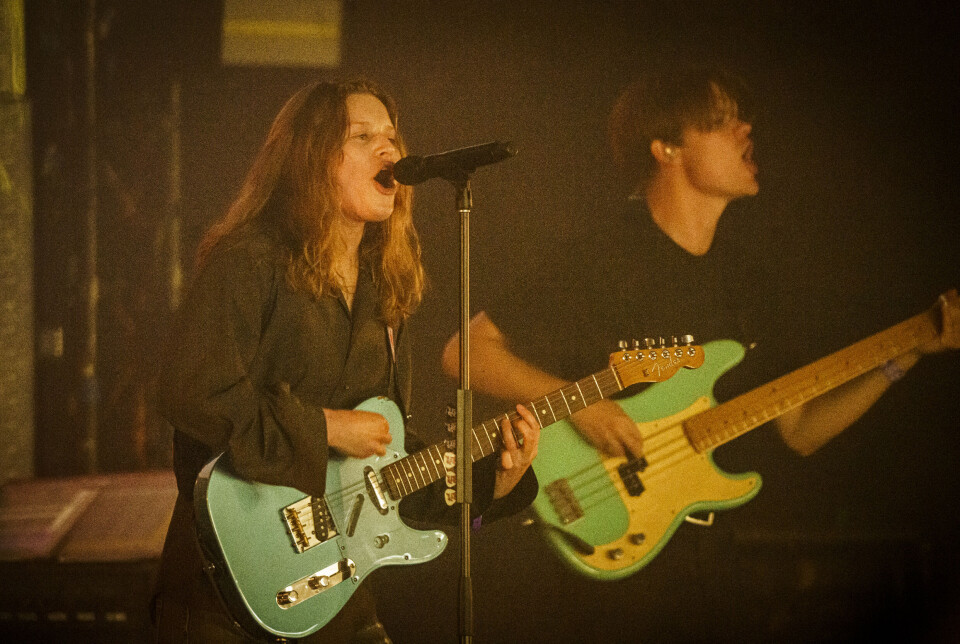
643 337 656 348
680 334 694 345
658 337 665 347
618 340 629 350
671 336 678 346
446 405 457 419
632 339 641 349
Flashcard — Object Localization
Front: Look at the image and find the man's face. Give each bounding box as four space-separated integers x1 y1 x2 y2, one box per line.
678 112 759 202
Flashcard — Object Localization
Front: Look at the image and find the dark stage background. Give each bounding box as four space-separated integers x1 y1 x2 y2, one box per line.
12 1 960 642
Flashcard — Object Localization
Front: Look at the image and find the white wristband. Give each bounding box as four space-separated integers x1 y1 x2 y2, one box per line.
881 359 906 383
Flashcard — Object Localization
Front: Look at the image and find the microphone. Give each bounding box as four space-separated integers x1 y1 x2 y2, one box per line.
393 141 517 185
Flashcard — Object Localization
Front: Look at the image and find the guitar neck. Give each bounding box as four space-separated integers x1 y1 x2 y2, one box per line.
683 306 941 452
380 366 625 501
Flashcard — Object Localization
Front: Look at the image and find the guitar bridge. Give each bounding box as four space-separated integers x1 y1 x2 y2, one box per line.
283 496 338 553
544 479 584 525
276 558 356 609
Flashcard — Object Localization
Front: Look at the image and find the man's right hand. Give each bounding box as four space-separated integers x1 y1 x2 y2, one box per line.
570 399 643 458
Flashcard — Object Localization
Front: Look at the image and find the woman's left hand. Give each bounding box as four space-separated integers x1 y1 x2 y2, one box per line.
493 404 540 499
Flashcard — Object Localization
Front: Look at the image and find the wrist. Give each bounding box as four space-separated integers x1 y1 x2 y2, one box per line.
881 359 906 384
881 351 919 384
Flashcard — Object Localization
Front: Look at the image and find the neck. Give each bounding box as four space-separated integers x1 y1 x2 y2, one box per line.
334 222 365 306
642 175 729 256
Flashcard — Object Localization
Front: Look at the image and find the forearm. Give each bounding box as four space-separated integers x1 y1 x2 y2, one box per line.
442 311 569 404
777 349 921 456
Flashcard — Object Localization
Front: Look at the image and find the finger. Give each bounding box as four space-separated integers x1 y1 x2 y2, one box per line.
500 414 518 451
621 425 644 458
514 405 539 446
500 450 514 470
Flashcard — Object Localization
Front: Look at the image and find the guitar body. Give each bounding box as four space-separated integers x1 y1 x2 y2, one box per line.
532 340 762 581
195 396 447 638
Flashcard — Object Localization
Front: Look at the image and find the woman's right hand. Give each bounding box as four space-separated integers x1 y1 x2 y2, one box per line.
324 408 392 458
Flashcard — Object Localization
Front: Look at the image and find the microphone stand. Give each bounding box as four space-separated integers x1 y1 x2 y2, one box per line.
402 145 515 643
452 174 474 644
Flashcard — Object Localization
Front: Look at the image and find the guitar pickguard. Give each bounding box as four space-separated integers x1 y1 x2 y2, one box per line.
195 397 447 638
532 340 762 581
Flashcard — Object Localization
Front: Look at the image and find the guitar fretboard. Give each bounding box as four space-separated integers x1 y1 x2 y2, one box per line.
683 307 940 452
379 366 625 500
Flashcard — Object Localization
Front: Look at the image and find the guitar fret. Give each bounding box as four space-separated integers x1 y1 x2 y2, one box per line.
472 426 487 461
529 404 544 428
427 445 443 480
393 465 411 497
558 388 573 416
414 453 431 486
572 381 586 410
590 374 602 403
684 309 939 452
401 459 419 492
542 395 557 425
409 457 426 490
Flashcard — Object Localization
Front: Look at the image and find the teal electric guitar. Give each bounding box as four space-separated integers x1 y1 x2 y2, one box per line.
194 341 704 638
532 296 950 580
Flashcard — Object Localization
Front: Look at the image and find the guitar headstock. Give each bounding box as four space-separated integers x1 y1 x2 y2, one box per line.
609 335 705 387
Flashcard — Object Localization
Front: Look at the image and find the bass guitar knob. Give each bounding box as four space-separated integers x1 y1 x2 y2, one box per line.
606 548 625 561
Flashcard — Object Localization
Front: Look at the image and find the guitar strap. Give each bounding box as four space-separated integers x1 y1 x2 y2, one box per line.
386 325 408 418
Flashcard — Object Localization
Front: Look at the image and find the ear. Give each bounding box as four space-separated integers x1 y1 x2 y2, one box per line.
650 139 676 165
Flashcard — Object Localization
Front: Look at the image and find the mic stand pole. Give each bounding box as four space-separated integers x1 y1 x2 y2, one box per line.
454 176 474 644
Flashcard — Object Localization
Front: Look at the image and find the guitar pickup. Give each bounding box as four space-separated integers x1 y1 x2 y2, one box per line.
276 558 357 609
617 456 648 497
283 496 338 553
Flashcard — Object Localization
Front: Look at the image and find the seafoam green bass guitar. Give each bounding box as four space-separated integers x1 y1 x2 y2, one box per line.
532 297 949 580
194 341 704 638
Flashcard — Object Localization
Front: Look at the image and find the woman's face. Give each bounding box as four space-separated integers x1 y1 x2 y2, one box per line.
336 93 402 226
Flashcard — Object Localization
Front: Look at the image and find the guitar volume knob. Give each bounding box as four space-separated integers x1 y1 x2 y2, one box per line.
277 590 299 606
607 548 625 561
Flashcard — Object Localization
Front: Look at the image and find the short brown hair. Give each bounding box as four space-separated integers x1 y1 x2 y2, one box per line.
609 67 753 191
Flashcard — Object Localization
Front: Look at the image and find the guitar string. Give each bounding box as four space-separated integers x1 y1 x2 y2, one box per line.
317 366 628 510
550 335 924 517
298 356 685 531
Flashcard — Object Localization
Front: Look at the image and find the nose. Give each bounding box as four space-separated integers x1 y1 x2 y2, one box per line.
375 134 400 162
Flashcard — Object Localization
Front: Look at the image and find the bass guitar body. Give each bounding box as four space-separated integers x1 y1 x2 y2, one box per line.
195 396 447 638
532 340 761 581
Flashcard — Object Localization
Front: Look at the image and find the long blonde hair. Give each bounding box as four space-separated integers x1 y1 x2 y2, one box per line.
197 79 424 327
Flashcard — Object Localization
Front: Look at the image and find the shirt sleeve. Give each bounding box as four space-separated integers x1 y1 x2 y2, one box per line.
157 241 331 498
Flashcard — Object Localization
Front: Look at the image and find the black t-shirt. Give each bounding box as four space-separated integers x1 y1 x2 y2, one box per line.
481 199 792 406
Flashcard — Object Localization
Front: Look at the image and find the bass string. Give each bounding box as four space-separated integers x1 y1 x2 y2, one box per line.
551 422 698 513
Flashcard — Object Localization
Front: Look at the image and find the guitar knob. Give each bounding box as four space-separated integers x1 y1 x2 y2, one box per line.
277 590 299 605
607 548 625 561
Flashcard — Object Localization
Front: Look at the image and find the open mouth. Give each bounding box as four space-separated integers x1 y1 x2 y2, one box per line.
374 167 395 190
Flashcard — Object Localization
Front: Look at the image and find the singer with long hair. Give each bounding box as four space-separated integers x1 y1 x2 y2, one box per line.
153 78 540 643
